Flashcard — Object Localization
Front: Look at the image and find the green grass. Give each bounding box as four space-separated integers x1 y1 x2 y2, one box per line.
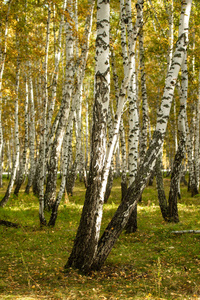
0 177 200 299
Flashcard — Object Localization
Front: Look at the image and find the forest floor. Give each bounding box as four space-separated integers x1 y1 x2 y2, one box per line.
0 176 200 300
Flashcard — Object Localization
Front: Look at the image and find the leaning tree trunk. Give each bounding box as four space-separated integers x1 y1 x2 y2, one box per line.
66 0 110 273
90 0 192 271
104 107 114 204
66 0 144 274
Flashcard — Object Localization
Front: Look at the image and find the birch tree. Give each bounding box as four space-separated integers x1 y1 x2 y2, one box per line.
124 0 140 233
66 0 111 273
44 2 75 210
45 0 95 225
25 63 36 194
0 0 12 187
14 75 29 196
0 53 20 207
66 0 144 274
89 0 191 272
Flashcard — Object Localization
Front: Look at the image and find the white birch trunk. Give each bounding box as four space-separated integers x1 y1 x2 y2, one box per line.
66 0 144 274
66 0 110 272
46 0 67 136
25 63 36 194
93 0 192 271
119 119 127 199
44 4 75 209
194 69 200 191
128 54 139 186
14 74 29 195
96 0 143 209
168 50 188 222
38 3 51 225
187 31 198 196
166 0 174 72
0 1 12 187
48 106 75 226
45 0 94 210
139 26 148 162
0 55 20 207
110 48 126 197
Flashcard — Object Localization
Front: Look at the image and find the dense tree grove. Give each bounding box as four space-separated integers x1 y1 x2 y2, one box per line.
0 0 200 272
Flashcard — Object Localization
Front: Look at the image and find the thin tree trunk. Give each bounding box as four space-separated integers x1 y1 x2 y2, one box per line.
104 107 114 204
48 0 95 224
38 3 51 225
0 54 20 207
14 75 29 196
124 0 140 233
194 68 200 192
155 154 169 221
46 0 67 137
0 1 12 188
25 64 36 194
120 120 127 200
44 6 75 209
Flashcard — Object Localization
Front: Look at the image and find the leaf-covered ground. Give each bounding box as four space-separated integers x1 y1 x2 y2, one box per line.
0 177 200 299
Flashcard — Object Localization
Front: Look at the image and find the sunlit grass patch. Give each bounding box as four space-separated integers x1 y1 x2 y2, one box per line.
0 177 200 300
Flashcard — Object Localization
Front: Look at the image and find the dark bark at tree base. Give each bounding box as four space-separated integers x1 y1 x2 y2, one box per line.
121 181 127 201
187 175 190 191
44 170 57 211
32 164 40 197
25 183 31 194
148 170 154 186
155 157 169 222
168 135 186 223
25 172 34 194
66 130 165 273
83 169 88 188
14 174 25 196
190 184 199 197
66 162 78 196
104 167 114 204
0 190 11 207
48 203 59 227
125 205 137 233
